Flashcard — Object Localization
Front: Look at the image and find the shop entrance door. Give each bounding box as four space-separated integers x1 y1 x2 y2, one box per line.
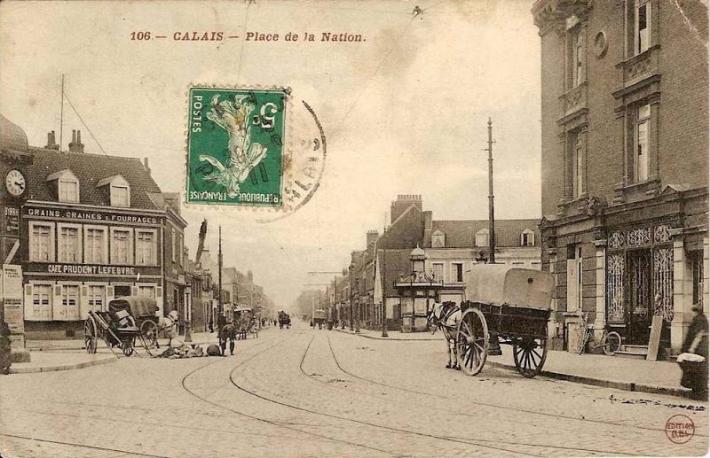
627 250 652 344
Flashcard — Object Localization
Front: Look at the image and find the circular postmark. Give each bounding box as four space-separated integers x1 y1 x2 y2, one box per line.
665 414 695 444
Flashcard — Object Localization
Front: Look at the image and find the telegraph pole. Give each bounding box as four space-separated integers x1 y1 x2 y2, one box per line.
486 118 496 264
217 225 223 330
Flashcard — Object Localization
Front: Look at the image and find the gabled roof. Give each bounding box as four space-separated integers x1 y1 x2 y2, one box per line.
46 169 78 182
430 219 540 248
96 174 129 188
28 147 162 210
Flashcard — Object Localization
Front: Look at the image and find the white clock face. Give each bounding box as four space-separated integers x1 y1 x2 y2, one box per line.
6 169 26 197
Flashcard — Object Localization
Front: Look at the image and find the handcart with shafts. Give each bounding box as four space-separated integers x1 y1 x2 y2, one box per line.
84 296 159 356
456 265 554 378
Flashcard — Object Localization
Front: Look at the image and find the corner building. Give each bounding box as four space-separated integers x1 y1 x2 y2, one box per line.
532 0 708 353
21 131 183 339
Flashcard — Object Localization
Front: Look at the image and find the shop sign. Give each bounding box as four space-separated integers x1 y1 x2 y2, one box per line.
4 206 19 233
23 206 160 226
25 263 160 277
2 264 24 334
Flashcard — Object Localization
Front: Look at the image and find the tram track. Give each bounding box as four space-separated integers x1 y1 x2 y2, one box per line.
0 431 171 458
288 337 634 456
179 330 394 456
326 334 708 438
231 333 553 457
292 332 643 457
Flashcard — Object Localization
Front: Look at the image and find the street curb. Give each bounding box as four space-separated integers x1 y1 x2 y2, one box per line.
333 328 439 341
9 354 118 374
485 360 694 399
334 329 693 399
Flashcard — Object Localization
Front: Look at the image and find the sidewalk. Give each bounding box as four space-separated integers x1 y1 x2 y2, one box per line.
335 327 694 398
8 349 117 374
26 330 222 351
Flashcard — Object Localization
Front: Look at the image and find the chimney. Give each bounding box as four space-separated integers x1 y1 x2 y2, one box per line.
366 230 379 251
390 194 423 224
45 130 59 150
144 157 151 174
68 129 84 153
423 211 433 247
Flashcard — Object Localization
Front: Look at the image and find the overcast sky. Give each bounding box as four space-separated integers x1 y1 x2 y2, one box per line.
0 0 542 309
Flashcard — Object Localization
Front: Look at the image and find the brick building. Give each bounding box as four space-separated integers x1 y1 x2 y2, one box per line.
532 0 708 353
18 126 186 339
349 195 542 332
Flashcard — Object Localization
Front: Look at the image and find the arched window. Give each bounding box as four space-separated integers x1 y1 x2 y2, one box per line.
475 229 489 247
521 229 535 247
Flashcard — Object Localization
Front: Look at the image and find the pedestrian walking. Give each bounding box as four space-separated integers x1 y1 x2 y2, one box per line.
678 306 708 400
220 320 237 356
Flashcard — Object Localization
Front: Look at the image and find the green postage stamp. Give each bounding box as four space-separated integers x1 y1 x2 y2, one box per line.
187 87 286 207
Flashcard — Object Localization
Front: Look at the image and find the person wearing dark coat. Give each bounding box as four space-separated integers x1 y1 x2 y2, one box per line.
680 306 708 400
219 322 237 356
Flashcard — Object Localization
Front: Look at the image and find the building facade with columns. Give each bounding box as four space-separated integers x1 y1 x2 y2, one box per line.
532 0 708 353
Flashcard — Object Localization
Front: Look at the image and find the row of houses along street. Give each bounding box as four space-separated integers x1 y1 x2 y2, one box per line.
0 116 276 359
301 0 709 359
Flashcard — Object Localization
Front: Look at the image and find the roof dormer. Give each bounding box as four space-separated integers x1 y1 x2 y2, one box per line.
97 175 130 207
46 169 79 203
431 229 446 248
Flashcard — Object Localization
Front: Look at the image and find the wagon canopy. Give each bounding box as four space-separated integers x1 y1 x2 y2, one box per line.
313 309 326 320
464 265 553 310
108 296 159 318
233 306 253 314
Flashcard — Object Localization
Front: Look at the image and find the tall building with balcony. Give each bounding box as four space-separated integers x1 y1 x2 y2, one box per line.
532 0 708 354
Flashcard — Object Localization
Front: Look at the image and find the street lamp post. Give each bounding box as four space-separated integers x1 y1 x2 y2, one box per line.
349 264 354 331
381 248 388 338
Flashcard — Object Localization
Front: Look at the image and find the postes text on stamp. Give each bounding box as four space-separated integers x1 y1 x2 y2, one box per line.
187 87 285 207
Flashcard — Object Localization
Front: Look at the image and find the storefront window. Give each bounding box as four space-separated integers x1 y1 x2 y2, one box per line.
88 285 105 312
138 285 156 299
31 284 52 320
59 285 80 320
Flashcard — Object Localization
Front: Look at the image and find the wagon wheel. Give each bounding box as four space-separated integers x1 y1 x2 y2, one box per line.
140 320 158 349
456 308 489 376
122 336 135 357
513 337 548 378
602 331 622 356
84 316 98 354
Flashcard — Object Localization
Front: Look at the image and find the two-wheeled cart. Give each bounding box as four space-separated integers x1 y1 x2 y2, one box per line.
84 296 159 356
456 265 554 378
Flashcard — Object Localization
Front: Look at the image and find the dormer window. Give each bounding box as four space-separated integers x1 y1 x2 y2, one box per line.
47 170 79 203
97 175 130 207
475 229 489 247
431 230 446 248
521 229 535 247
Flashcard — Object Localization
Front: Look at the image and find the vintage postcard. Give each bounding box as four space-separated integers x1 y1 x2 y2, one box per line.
0 1 708 457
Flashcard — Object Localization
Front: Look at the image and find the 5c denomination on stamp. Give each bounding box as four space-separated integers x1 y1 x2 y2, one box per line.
187 87 286 207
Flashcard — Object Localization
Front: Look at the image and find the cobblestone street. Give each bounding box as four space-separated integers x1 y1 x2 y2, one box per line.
0 324 707 457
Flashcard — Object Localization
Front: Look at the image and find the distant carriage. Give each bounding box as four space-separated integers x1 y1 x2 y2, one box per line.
312 309 327 329
84 296 159 356
278 311 291 329
233 306 258 339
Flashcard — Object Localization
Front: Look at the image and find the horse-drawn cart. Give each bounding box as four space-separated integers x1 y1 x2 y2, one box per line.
84 296 159 356
233 306 258 339
457 265 554 378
